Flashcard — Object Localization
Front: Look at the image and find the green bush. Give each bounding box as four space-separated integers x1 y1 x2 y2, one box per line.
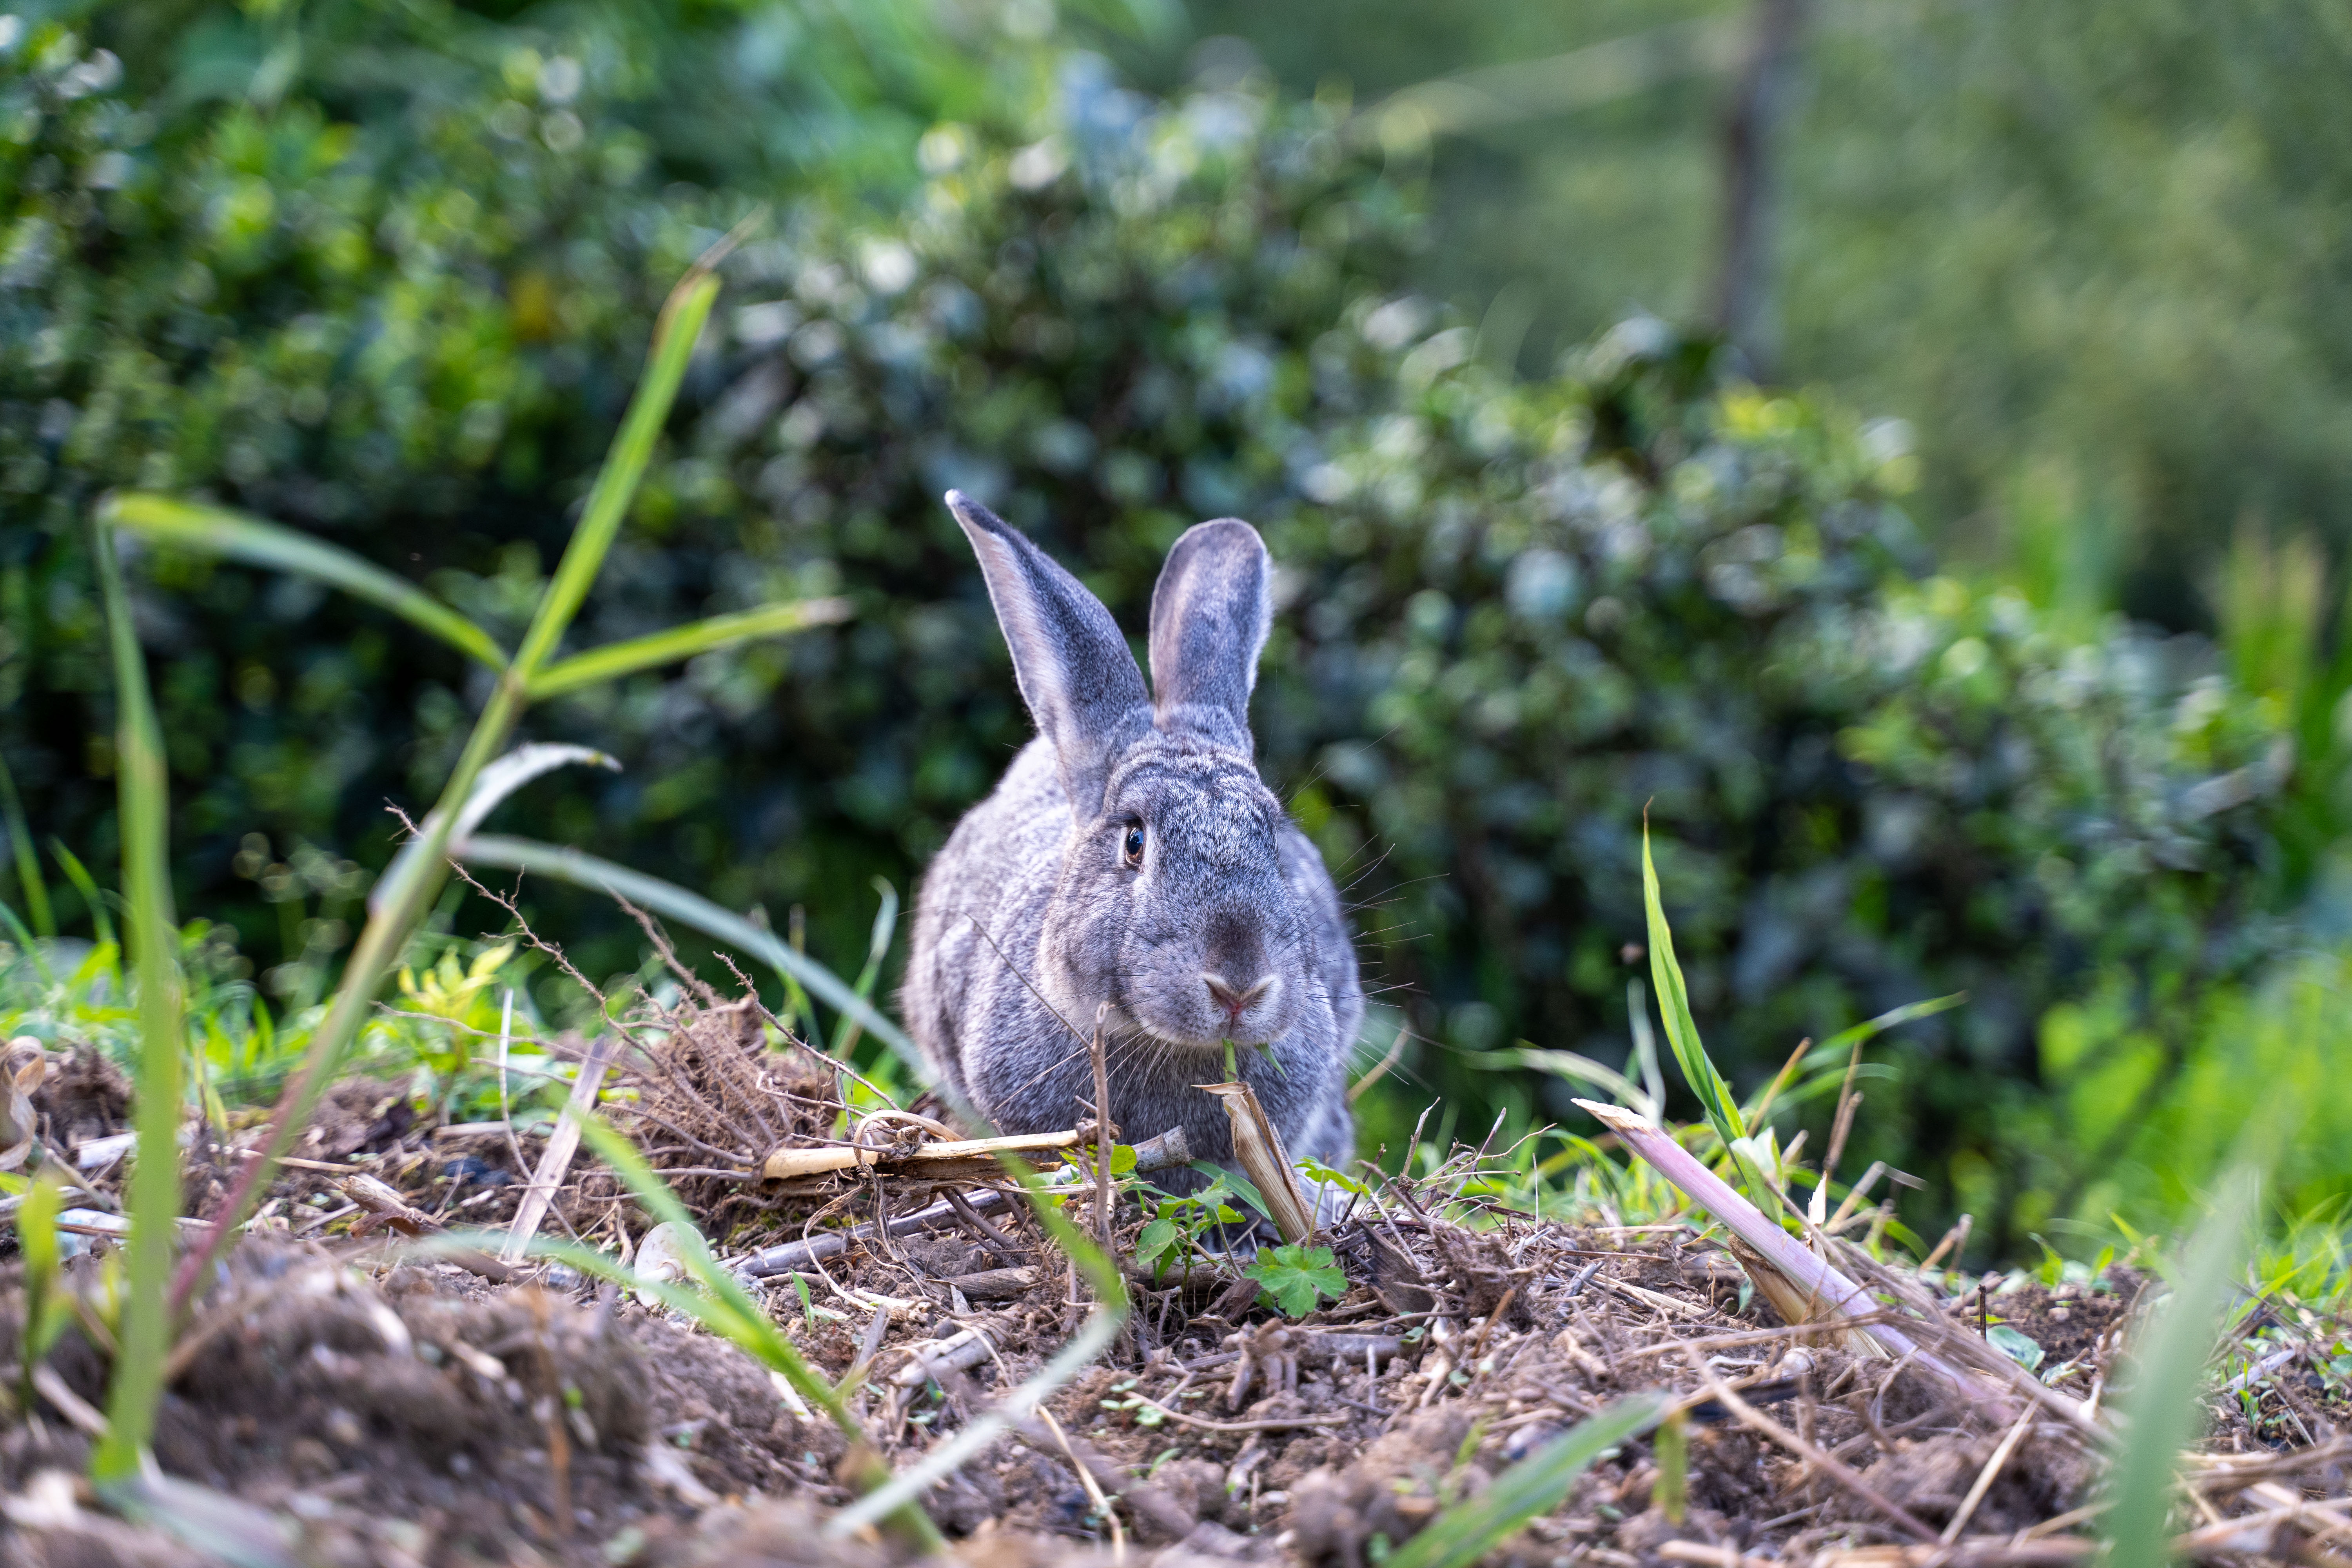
0 2 2315 1246
1254 334 2291 1237
0 3 1420 975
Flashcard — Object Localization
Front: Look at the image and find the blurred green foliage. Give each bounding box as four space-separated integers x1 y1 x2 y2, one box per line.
1182 0 2352 627
2 0 2345 1252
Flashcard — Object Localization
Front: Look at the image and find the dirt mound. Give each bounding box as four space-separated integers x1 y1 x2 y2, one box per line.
7 983 2346 1566
1 1243 842 1567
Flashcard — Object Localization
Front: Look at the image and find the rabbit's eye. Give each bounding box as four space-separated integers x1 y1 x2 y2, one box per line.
1121 824 1145 866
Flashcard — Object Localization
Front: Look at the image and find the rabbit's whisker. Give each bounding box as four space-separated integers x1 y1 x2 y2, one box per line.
1335 843 1401 891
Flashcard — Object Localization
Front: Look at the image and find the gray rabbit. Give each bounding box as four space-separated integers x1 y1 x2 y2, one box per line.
903 492 1360 1179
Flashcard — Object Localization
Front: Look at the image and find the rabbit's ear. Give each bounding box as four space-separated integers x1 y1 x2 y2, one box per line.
948 490 1150 810
1147 517 1270 751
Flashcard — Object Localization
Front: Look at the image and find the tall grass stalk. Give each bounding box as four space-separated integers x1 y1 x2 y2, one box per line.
85 245 866 1354
149 264 723 1316
88 519 186 1483
1640 821 1782 1217
2102 1167 2261 1567
0 746 55 937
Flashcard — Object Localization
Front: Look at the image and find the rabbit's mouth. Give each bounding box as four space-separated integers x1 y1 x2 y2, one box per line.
1100 993 1282 1055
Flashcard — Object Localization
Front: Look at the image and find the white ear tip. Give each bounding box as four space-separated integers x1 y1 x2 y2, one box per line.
944 490 1000 535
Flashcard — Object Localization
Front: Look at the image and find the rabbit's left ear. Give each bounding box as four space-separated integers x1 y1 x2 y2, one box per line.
1148 518 1271 753
948 491 1151 812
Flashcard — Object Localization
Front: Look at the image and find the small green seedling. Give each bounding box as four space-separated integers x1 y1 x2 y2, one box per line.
1135 1173 1248 1277
1099 1376 1167 1426
1299 1157 1368 1195
1245 1243 1348 1317
792 1273 818 1333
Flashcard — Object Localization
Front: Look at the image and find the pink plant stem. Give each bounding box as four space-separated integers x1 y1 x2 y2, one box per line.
1575 1097 2018 1424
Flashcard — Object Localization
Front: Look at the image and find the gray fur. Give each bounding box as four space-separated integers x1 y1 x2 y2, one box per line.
905 494 1360 1177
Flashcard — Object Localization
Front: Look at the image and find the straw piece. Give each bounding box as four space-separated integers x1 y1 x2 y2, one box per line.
1197 1079 1318 1244
761 1129 1082 1180
501 1034 617 1263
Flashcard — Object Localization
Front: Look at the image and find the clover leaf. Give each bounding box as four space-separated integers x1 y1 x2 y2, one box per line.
1244 1244 1348 1317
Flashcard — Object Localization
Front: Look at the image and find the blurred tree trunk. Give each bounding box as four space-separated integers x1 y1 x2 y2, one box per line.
1713 0 1808 374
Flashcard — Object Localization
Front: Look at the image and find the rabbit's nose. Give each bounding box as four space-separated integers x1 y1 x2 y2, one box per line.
1202 972 1272 1023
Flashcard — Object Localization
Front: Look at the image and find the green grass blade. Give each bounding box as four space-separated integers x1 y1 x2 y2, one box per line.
1741 993 1965 1125
454 833 929 1084
511 269 720 677
503 1231 771 1356
829 877 899 1060
1627 977 1665 1112
0 897 55 982
1815 991 1967 1054
566 1117 843 1413
1384 1394 1670 1568
485 1227 939 1557
49 840 115 951
1482 1046 1658 1121
1639 822 1739 1137
0 746 55 938
367 743 619 921
777 904 818 1045
2102 1165 2261 1568
88 520 186 1484
1640 820 1780 1215
527 597 852 699
98 494 508 673
1653 1410 1688 1524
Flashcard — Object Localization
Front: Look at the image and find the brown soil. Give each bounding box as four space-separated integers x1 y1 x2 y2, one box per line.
0 1241 849 1566
7 998 2349 1566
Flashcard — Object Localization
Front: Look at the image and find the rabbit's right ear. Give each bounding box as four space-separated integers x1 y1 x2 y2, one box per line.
947 491 1150 812
1147 517 1270 754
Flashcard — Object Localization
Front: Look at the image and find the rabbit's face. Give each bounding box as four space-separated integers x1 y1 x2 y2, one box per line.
947 492 1336 1058
1055 737 1313 1052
